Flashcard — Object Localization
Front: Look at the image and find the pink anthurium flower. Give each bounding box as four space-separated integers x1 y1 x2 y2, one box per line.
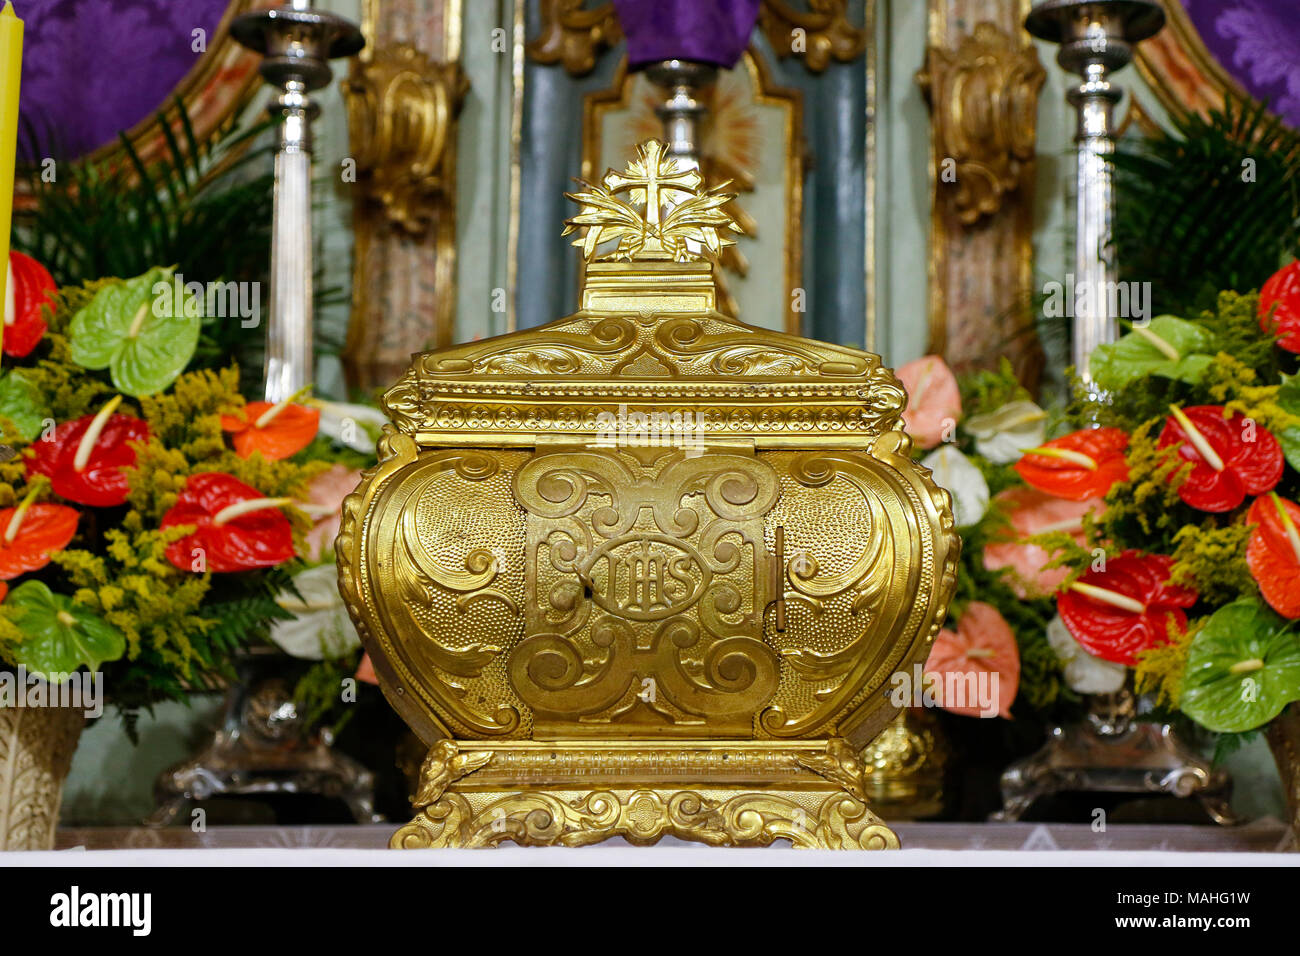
982 486 1104 599
924 602 1019 718
299 464 362 563
896 355 961 449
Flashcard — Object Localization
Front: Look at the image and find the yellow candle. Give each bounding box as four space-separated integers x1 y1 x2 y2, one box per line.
0 1 23 359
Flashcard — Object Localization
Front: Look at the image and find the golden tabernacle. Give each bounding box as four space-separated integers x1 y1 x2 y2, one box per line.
337 141 959 849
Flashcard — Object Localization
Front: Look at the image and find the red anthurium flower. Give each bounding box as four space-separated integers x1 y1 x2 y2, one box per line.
1157 405 1283 513
27 396 149 507
221 397 320 461
1014 427 1129 501
1058 551 1197 666
0 489 80 579
1247 494 1300 619
162 473 295 573
1259 259 1300 352
4 251 56 358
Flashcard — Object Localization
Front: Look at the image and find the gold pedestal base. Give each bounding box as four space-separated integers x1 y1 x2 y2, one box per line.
392 738 899 850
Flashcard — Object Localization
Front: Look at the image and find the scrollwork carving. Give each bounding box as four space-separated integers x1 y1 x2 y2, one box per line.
511 448 781 732
394 786 897 849
917 22 1046 225
527 0 622 77
759 0 868 72
344 44 468 235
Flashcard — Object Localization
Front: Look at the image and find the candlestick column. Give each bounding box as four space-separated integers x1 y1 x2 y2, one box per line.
231 1 364 402
1025 0 1164 402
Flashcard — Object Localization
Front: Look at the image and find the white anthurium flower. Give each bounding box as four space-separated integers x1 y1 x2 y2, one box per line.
269 564 362 661
920 444 989 528
1046 613 1126 694
963 399 1048 465
313 400 388 455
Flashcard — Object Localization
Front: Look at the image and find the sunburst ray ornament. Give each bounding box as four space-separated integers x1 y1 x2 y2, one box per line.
563 139 743 262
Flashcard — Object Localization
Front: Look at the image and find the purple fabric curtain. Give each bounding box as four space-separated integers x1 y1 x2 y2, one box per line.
16 0 231 160
1181 0 1300 129
611 0 761 69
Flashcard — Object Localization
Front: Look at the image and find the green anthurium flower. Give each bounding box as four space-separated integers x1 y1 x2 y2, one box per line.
7 580 126 678
69 266 200 397
1180 599 1300 734
1277 373 1300 473
1091 315 1214 393
0 369 49 442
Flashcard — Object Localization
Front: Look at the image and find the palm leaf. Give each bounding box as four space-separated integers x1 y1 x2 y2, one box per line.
1111 94 1300 315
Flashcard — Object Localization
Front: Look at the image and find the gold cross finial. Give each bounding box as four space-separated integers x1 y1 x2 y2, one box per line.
563 139 741 262
602 140 701 227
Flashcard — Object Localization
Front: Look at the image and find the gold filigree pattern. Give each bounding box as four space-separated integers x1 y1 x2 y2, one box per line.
511 447 781 735
391 739 897 849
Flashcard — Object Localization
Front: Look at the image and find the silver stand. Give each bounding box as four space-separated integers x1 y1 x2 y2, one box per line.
644 59 717 170
995 1 1235 825
150 4 377 827
231 0 364 402
993 690 1236 824
149 652 382 825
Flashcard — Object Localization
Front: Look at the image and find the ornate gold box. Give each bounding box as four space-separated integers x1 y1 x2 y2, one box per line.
338 142 959 849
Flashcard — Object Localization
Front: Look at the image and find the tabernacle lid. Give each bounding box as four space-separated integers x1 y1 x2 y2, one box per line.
382 140 906 448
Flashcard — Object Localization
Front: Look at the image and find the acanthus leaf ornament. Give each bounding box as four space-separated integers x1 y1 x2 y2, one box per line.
527 0 622 77
343 44 468 236
758 0 868 72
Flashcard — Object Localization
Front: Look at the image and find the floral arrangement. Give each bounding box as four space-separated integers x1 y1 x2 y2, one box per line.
894 354 1069 721
1031 262 1300 745
902 261 1300 751
0 252 378 717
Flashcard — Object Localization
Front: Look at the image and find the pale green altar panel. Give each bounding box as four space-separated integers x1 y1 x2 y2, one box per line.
452 0 1056 370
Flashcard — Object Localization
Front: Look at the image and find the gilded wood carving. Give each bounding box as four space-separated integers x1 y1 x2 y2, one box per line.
918 21 1045 225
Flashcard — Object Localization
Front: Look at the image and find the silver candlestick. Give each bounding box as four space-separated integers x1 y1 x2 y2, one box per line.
994 1 1236 826
1025 0 1163 402
150 4 380 829
644 59 717 170
231 0 364 402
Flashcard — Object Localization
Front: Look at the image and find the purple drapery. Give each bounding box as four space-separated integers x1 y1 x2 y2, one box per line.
15 0 231 160
611 0 761 69
1181 0 1300 129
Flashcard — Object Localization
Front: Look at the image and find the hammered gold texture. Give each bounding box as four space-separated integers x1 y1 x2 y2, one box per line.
338 142 958 848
